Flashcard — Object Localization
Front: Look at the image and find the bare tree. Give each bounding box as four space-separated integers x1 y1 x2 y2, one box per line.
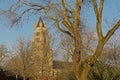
6 38 32 80
0 44 8 67
54 1 120 80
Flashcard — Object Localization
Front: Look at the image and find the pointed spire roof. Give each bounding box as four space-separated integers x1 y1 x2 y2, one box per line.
37 16 44 27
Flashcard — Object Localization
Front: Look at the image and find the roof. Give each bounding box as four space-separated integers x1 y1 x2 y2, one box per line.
53 60 72 69
37 16 44 27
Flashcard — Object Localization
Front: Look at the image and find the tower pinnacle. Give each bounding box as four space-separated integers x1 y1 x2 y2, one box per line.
37 16 44 27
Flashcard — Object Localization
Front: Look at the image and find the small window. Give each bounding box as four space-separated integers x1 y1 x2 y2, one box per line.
44 37 46 43
36 38 40 42
36 32 40 36
43 32 46 43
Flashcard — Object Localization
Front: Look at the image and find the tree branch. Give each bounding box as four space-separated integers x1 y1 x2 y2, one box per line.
19 0 46 9
17 7 43 23
45 1 74 38
44 10 56 21
61 0 73 33
99 0 104 17
93 0 103 40
92 0 99 17
56 19 74 38
73 0 82 29
61 0 73 30
61 0 72 27
104 20 120 44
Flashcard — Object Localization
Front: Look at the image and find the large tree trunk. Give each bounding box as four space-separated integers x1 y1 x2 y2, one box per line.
72 59 90 80
72 27 85 80
23 76 26 80
79 63 90 80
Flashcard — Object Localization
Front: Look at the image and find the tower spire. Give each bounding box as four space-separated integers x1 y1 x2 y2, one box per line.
37 16 44 27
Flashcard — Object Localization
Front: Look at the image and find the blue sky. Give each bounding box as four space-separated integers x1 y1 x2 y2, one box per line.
0 0 120 51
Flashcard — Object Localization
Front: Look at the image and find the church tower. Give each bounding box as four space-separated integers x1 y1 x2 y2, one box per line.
32 17 53 79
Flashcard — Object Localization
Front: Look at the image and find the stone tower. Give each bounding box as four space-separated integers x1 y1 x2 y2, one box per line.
32 17 53 79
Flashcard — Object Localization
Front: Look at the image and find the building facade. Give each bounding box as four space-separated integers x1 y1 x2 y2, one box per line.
32 17 53 79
